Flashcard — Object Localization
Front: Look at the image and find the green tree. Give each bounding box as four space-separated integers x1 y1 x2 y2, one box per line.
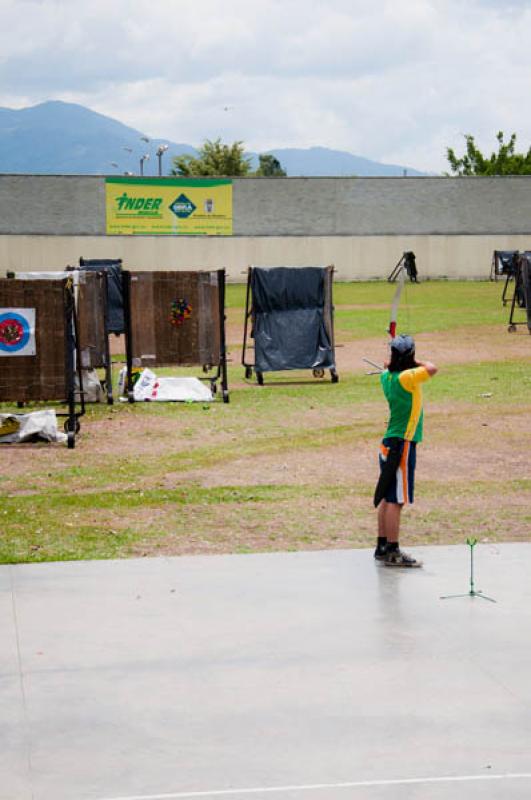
446 131 531 175
171 138 252 176
255 153 287 176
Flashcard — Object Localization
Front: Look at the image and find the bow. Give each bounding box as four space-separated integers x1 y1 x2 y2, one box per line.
361 262 407 375
388 262 406 338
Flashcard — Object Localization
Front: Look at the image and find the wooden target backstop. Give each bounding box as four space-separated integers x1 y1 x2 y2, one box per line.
10 269 113 404
123 269 228 401
0 277 84 446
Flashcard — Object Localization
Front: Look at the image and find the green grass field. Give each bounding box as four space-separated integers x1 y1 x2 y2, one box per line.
1 280 529 564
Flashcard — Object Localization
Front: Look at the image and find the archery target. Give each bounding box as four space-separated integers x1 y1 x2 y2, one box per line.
0 308 36 356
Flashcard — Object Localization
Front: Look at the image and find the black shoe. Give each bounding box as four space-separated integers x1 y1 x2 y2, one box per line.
374 547 387 561
384 549 422 568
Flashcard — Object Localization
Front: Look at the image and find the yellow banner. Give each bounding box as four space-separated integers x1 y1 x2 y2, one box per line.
105 177 232 235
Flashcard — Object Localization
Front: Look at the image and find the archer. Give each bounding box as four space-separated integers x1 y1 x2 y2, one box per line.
373 334 438 567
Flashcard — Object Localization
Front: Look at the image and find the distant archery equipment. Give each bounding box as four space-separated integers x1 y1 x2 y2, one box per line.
388 251 419 283
78 258 125 335
0 277 85 448
490 250 519 306
491 249 517 283
122 269 229 402
440 538 496 603
11 269 114 404
78 258 127 402
241 265 338 385
507 251 531 334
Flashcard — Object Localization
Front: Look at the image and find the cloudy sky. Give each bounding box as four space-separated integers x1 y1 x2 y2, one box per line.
1 0 530 172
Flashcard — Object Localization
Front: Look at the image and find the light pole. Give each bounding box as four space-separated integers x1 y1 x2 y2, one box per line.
139 153 150 176
139 135 151 176
156 144 169 176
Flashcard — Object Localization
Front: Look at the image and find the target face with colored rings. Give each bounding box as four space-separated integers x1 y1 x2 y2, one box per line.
0 308 36 356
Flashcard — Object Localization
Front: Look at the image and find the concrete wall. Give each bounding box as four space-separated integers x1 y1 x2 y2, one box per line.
234 176 531 235
2 174 531 279
2 233 530 281
0 176 104 235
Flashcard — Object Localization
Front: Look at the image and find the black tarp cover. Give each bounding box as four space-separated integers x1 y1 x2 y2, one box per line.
251 266 335 372
79 259 124 334
517 252 531 318
494 250 517 276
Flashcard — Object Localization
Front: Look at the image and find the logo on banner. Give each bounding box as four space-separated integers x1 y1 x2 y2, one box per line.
169 194 197 219
0 309 36 356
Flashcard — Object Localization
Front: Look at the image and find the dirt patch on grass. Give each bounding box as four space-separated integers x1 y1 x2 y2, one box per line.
226 323 530 381
324 325 530 374
181 421 528 491
93 484 530 559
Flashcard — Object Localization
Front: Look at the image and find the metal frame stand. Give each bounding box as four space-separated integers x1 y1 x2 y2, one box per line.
78 259 125 405
507 257 531 333
99 270 114 405
122 271 135 404
502 270 515 306
200 268 230 402
217 268 229 403
440 538 496 602
388 251 419 283
388 254 406 283
62 278 85 449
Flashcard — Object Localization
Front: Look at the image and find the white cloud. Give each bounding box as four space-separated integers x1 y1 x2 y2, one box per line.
1 0 531 171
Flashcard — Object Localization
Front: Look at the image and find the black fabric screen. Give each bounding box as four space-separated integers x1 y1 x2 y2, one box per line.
495 251 517 276
251 267 335 372
518 253 531 330
79 259 124 334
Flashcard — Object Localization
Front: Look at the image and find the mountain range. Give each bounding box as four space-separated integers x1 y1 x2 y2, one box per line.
0 100 425 177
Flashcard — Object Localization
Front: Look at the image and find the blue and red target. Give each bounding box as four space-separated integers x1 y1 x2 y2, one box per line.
0 311 32 354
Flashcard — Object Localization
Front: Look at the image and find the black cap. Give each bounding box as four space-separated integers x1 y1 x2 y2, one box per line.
390 334 415 355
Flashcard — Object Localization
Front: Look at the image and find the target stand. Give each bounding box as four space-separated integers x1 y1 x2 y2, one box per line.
0 277 85 448
122 269 229 403
507 252 531 334
440 538 496 603
241 265 338 386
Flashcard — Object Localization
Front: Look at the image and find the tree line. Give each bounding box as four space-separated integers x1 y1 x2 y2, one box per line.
172 139 286 177
170 132 531 177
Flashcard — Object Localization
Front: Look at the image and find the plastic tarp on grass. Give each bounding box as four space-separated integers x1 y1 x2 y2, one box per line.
251 266 335 372
0 410 66 444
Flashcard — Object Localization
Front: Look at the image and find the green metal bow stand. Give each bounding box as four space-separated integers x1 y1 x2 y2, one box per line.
441 537 496 602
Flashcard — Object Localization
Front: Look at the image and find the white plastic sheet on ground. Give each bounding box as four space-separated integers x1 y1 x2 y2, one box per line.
0 410 67 444
129 369 213 402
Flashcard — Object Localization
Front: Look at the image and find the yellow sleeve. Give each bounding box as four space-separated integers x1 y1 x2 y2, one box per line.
399 366 430 392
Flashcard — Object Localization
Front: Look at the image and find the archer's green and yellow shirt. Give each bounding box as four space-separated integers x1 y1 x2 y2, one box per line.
380 366 430 443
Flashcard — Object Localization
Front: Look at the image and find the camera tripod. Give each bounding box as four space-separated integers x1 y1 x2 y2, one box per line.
440 537 496 602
